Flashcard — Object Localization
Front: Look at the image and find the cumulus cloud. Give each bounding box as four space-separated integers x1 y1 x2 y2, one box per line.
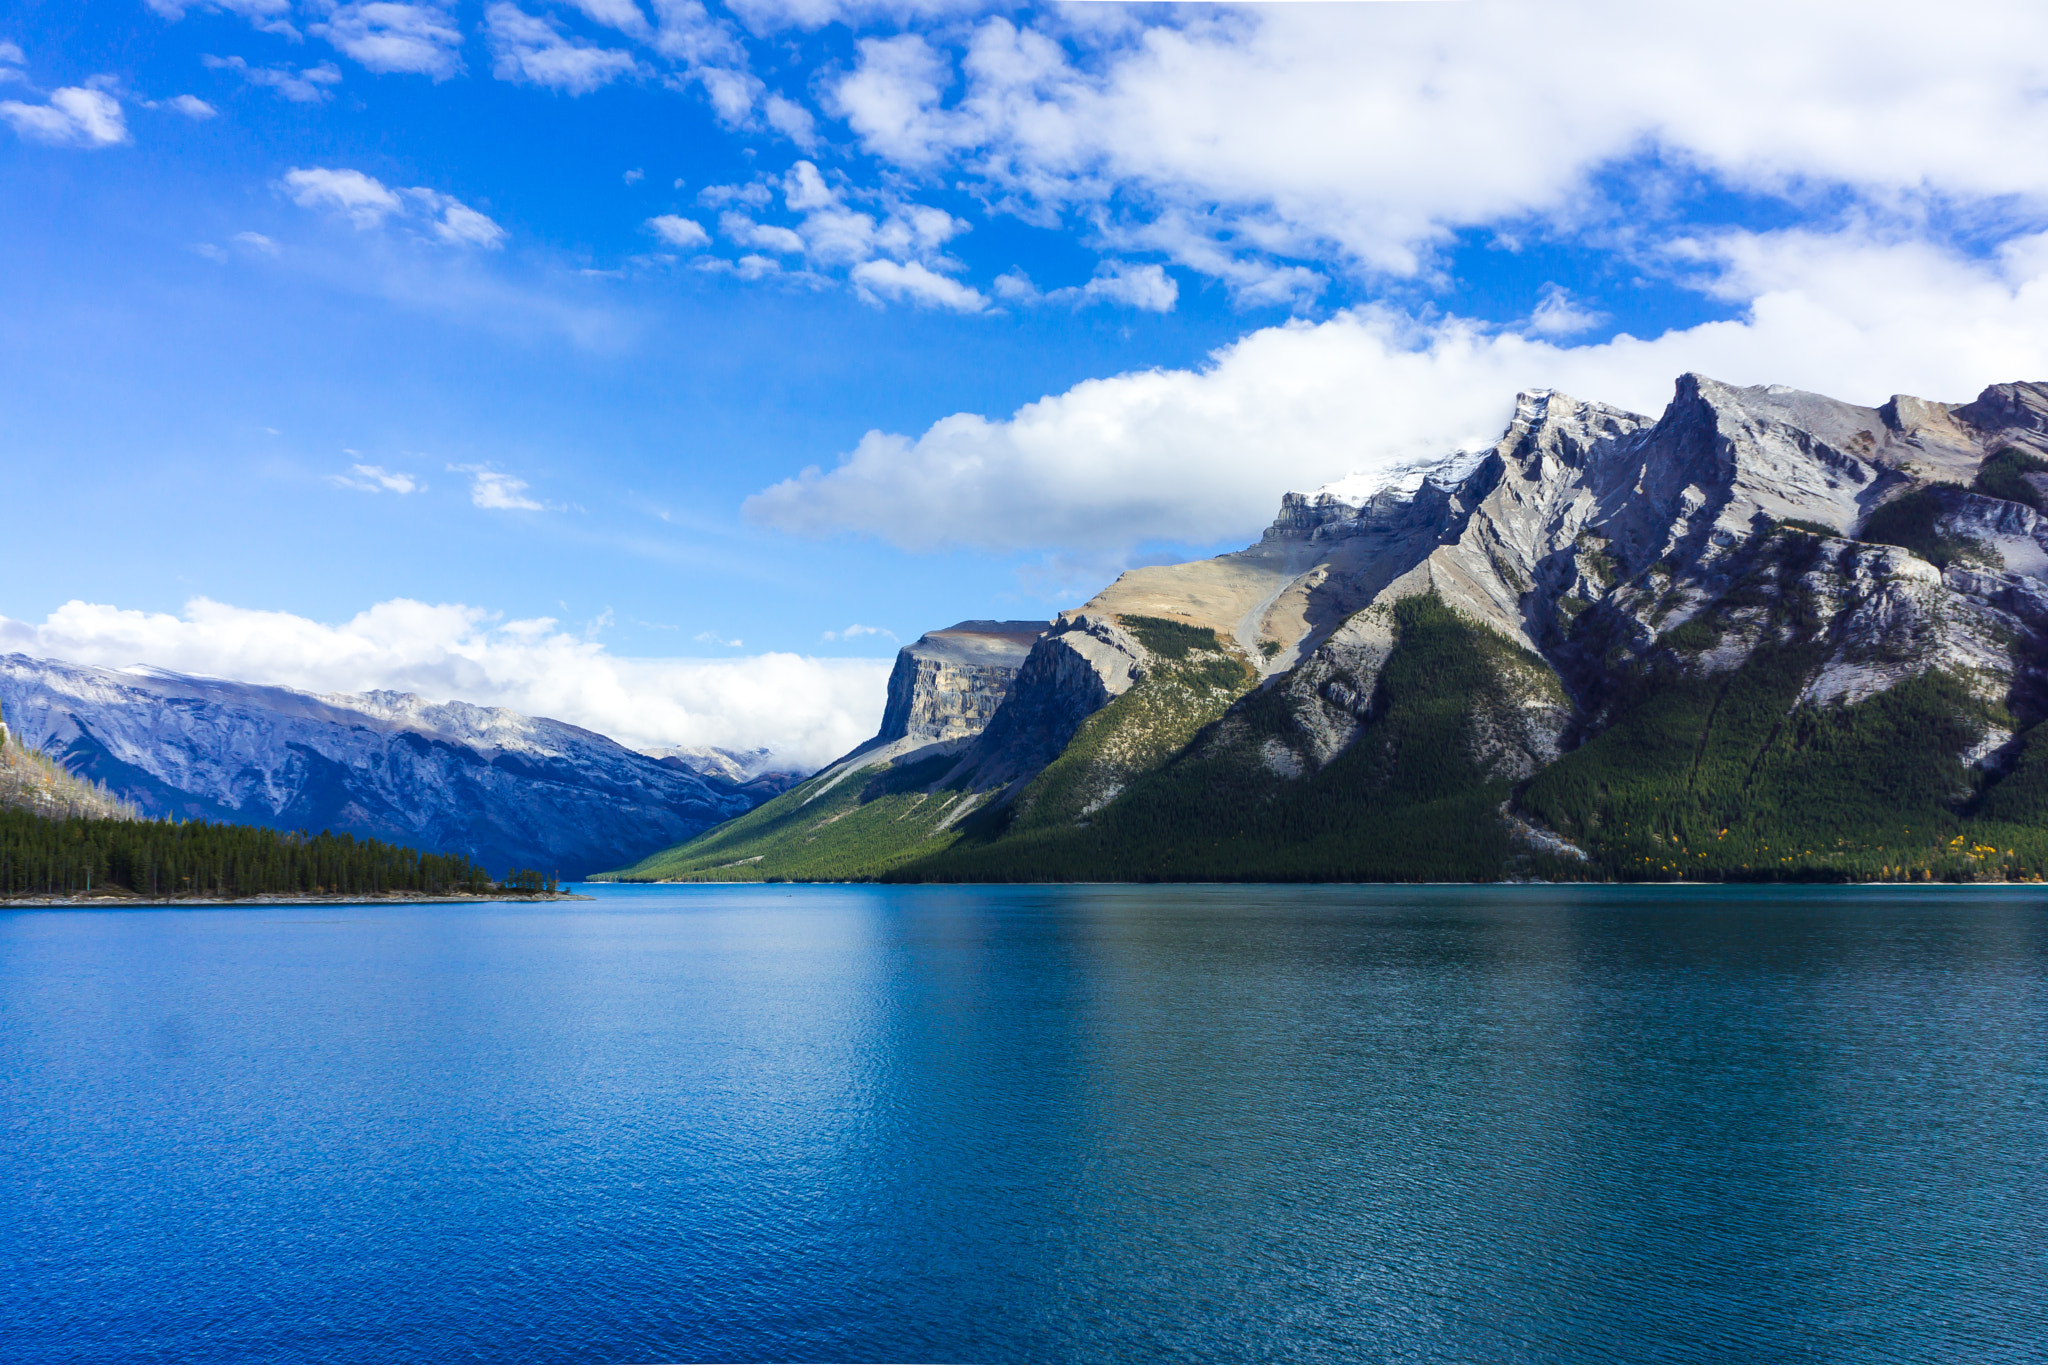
0 42 26 79
0 85 128 147
646 213 709 248
312 2 466 79
820 3 2048 292
330 463 422 493
746 227 2048 556
282 166 506 247
850 259 986 312
205 55 345 104
166 94 218 118
763 93 817 149
691 159 979 307
0 597 891 769
486 3 639 94
720 212 804 254
452 463 547 510
282 166 405 225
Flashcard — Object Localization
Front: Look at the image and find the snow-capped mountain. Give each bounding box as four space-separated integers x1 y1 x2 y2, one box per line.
0 655 784 878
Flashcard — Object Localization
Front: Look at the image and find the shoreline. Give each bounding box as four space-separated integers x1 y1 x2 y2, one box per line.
0 892 597 907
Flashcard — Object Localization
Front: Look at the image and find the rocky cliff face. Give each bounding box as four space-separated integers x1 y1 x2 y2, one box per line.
800 620 1046 796
625 369 2048 884
0 656 778 878
873 620 1049 746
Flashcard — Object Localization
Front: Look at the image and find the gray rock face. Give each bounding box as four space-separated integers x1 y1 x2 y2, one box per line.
942 613 1146 793
0 655 776 877
871 620 1048 747
792 620 1047 805
943 372 2048 801
1223 372 2048 780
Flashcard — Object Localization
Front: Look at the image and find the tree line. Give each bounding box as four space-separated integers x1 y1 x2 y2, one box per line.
0 808 527 899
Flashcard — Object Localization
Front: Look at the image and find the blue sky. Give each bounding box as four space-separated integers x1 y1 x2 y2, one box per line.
6 0 2048 765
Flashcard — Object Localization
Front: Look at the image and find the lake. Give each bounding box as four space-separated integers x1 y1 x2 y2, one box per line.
2 883 2045 1363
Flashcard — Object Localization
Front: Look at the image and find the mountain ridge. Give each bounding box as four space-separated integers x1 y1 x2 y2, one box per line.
0 656 787 878
605 371 2048 885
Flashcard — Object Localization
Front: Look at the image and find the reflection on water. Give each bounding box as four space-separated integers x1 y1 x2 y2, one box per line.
2 884 2044 1363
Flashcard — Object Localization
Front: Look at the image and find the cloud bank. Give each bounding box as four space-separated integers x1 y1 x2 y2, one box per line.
748 228 2048 555
0 598 891 770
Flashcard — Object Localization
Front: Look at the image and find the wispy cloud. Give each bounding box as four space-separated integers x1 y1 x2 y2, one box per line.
486 3 639 95
311 3 466 80
330 462 422 493
203 55 344 104
820 623 896 642
281 166 506 248
451 463 547 510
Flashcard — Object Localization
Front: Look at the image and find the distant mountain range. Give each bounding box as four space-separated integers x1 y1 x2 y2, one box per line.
606 372 2048 885
0 657 800 878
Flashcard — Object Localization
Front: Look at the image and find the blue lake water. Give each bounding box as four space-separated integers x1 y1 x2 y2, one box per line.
2 883 2045 1364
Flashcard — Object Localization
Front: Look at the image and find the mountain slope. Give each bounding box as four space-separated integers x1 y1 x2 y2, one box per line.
598 620 1044 881
0 656 778 877
611 373 2048 884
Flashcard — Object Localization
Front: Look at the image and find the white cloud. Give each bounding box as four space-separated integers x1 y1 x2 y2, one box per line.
283 167 506 248
232 230 279 254
452 463 547 510
486 3 639 94
720 212 804 254
0 597 891 769
850 259 986 312
0 42 25 77
166 93 218 118
312 2 466 80
646 213 709 248
1044 262 1177 313
0 86 128 147
830 32 958 170
694 630 743 647
622 166 644 184
406 187 510 248
821 623 896 642
283 166 404 226
763 92 817 149
1527 283 1606 338
146 0 299 39
746 226 2048 556
205 55 345 104
698 181 771 208
569 0 651 35
820 4 2048 291
330 463 422 493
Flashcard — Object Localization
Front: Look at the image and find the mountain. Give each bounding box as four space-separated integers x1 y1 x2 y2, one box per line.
607 372 2048 884
640 745 805 803
599 620 1046 879
0 656 782 878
